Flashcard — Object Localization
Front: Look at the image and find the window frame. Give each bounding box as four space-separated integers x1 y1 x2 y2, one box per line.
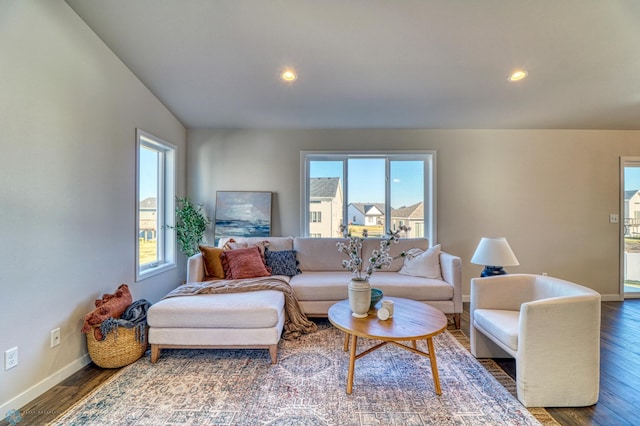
135 129 176 281
300 150 437 243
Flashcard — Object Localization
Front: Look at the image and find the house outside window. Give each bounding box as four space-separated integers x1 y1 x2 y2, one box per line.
301 151 436 243
136 129 176 280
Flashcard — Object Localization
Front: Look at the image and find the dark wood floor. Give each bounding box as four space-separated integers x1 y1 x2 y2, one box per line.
3 301 639 426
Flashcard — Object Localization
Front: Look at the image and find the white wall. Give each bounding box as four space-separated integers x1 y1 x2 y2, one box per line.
0 0 186 413
188 128 640 301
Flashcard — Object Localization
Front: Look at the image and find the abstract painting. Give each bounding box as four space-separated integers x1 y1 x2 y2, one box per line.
214 191 272 244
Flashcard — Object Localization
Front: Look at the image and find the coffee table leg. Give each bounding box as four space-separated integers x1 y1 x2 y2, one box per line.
426 337 442 395
343 332 349 352
346 334 358 394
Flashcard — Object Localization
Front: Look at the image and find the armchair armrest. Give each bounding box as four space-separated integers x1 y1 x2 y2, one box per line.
517 294 601 406
186 253 205 283
519 294 601 354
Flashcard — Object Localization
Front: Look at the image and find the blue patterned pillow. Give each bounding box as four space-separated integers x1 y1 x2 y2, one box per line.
264 249 300 277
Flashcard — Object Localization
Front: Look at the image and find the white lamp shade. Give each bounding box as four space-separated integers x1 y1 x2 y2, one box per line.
470 237 519 267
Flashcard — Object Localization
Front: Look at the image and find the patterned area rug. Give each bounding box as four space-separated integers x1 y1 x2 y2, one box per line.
52 321 554 425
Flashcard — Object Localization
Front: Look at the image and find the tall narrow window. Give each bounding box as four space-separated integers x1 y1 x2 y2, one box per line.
136 129 176 280
301 151 436 243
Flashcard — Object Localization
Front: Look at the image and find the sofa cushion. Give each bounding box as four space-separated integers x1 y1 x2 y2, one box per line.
289 271 453 301
289 271 352 300
148 291 284 328
398 245 442 279
368 272 453 300
264 249 300 277
199 245 225 279
294 238 350 271
473 309 520 351
221 246 272 279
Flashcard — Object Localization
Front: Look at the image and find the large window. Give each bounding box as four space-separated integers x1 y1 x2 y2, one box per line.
136 129 176 280
301 151 436 242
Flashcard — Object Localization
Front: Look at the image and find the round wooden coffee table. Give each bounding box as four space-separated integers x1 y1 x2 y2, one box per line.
328 297 448 395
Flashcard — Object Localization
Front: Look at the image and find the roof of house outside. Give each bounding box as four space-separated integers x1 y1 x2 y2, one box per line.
310 177 340 198
625 190 639 201
350 203 385 216
140 197 157 209
391 202 423 219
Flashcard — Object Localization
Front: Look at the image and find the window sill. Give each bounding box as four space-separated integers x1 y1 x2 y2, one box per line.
136 262 176 282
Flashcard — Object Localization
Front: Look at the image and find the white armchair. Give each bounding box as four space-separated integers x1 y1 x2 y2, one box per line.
470 274 601 407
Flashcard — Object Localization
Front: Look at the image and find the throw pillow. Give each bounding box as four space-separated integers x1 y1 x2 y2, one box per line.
222 239 270 259
199 245 225 279
398 245 442 279
81 284 133 340
264 249 300 277
221 246 272 279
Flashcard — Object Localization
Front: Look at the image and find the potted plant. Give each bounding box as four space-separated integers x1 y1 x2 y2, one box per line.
168 197 211 257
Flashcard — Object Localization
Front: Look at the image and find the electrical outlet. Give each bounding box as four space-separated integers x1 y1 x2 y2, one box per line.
610 213 619 223
5 347 18 370
51 328 61 348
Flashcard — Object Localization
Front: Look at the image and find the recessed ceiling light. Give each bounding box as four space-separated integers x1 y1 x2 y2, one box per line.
509 70 528 82
281 69 297 82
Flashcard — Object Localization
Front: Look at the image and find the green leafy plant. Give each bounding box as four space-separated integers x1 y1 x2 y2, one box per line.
168 197 210 257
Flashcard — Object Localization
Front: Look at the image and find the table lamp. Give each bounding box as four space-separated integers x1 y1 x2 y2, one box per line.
470 237 519 277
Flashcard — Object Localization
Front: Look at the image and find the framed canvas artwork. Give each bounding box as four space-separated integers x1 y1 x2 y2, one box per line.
214 191 272 244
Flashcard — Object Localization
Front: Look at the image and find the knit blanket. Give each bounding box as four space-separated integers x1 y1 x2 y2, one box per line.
163 277 318 340
99 299 151 343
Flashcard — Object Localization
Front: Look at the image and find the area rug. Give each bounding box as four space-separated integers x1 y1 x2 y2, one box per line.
51 322 551 425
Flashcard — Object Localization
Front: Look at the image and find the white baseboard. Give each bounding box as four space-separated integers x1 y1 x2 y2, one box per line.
601 293 624 301
0 354 91 416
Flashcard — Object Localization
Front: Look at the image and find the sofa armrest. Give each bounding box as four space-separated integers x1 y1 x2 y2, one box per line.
439 251 462 313
187 253 205 283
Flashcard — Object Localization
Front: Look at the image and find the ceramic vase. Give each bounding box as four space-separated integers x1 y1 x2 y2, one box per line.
348 278 371 318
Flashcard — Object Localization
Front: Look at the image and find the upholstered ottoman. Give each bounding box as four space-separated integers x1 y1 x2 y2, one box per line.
147 290 285 364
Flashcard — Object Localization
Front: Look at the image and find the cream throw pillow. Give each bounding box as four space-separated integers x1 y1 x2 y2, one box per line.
398 245 442 279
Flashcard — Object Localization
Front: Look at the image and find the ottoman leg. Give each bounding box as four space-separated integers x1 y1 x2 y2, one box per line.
269 344 278 364
151 344 161 363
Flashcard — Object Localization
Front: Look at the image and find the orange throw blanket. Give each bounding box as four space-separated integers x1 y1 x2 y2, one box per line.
163 277 317 340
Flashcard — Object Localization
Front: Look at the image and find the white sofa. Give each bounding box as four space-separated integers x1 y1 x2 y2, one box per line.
470 273 601 407
188 236 462 327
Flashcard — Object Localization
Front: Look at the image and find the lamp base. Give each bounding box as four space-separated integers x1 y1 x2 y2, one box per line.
480 266 507 277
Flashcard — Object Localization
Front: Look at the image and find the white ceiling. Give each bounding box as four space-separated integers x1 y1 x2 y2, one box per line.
65 0 640 129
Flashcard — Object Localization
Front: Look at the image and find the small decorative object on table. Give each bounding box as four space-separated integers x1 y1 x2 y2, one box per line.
381 299 394 316
337 226 405 318
370 288 383 309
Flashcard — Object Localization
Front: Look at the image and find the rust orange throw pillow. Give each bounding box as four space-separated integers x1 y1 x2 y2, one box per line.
199 245 225 279
221 246 272 279
81 284 133 340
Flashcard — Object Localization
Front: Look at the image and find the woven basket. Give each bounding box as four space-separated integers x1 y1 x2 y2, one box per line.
86 325 148 368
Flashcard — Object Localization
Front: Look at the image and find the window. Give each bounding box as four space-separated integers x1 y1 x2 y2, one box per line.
301 151 436 242
136 129 176 280
311 211 322 223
